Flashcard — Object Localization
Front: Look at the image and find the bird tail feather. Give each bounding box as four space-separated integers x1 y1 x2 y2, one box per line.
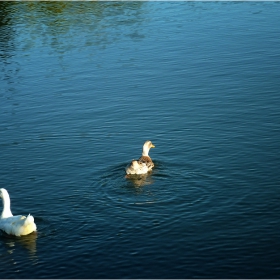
24 214 34 225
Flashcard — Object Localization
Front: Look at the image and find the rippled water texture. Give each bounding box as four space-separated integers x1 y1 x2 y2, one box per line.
1 1 280 278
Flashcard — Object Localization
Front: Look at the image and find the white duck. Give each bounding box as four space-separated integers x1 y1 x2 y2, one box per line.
126 140 155 175
0 188 37 236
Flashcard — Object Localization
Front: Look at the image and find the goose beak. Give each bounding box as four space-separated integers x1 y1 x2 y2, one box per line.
151 144 155 148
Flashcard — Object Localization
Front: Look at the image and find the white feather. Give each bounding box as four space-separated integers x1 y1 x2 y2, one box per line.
0 188 37 236
126 160 149 175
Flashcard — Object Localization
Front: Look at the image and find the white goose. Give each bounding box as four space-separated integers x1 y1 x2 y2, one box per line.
0 188 37 236
126 140 155 175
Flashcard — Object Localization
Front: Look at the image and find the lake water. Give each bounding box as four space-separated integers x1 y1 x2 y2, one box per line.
0 1 280 278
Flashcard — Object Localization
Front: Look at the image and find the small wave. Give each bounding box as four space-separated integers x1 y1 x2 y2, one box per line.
89 160 213 213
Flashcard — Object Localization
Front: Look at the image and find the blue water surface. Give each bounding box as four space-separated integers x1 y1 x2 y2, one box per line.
0 1 280 278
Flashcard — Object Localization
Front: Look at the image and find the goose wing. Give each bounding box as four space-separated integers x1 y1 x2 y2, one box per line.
138 156 154 170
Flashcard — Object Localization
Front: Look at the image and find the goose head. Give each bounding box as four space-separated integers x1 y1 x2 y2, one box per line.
142 140 155 157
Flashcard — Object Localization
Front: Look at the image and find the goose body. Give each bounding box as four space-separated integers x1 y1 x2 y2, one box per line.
0 188 37 236
126 140 155 175
126 160 149 175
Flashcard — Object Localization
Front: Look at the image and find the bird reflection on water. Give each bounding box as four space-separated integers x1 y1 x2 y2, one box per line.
1 231 38 260
125 172 154 188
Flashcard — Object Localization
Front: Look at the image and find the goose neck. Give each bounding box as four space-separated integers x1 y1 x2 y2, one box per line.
1 193 12 218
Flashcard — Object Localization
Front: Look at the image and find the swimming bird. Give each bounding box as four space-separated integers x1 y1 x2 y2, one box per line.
0 188 37 236
126 140 155 175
